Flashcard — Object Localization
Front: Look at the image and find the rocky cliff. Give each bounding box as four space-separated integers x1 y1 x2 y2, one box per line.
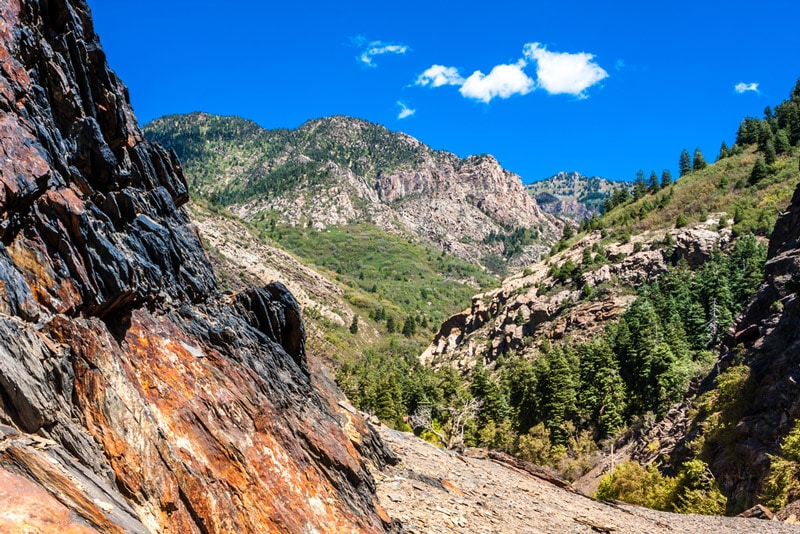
145 113 560 267
421 220 732 370
654 181 800 513
0 1 395 531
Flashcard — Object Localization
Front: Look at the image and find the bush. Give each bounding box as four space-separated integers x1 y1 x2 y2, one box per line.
676 213 689 228
761 420 800 510
596 461 675 510
596 459 726 514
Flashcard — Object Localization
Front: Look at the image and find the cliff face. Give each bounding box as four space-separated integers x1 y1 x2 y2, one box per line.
0 1 394 532
698 181 800 511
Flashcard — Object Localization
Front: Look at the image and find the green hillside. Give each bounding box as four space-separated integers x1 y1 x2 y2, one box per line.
145 113 456 204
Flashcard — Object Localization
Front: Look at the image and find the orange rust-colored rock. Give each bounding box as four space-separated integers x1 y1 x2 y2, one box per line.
0 467 100 534
0 0 397 532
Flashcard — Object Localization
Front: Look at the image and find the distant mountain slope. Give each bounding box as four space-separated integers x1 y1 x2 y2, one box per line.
526 171 626 220
145 113 560 268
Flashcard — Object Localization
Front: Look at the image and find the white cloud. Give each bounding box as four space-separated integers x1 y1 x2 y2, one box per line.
397 101 416 119
358 40 409 67
459 60 535 103
734 82 759 94
523 43 608 98
416 65 465 87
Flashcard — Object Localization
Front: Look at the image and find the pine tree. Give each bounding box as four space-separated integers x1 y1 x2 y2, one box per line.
736 117 761 145
749 157 768 185
776 129 791 154
402 315 417 337
764 139 777 165
718 141 729 161
540 345 577 446
647 170 660 193
660 169 673 188
633 170 647 200
692 148 707 171
757 121 775 153
386 315 396 333
679 149 692 176
349 315 359 334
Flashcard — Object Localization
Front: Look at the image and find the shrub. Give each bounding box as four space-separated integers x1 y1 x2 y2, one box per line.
761 420 800 510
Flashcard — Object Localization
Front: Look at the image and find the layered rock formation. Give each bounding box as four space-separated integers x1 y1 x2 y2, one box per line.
421 222 731 370
145 113 560 267
0 1 394 531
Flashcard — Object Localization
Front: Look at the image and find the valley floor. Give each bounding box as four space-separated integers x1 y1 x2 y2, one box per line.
372 426 800 533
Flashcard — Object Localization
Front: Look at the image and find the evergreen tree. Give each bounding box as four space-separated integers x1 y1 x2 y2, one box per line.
660 169 673 188
679 149 692 176
402 315 417 337
386 315 396 333
647 170 660 193
471 366 510 426
764 139 777 165
349 315 359 334
692 148 707 171
633 170 647 199
736 117 761 145
749 157 768 185
718 141 729 161
539 345 577 446
757 121 775 153
776 129 791 154
577 341 626 436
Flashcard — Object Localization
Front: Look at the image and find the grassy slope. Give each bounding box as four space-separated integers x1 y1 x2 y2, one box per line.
599 146 800 238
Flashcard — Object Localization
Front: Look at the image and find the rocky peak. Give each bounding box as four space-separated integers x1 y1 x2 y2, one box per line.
0 1 395 531
145 113 561 268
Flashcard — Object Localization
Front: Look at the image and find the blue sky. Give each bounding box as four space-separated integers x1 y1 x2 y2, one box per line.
88 0 800 183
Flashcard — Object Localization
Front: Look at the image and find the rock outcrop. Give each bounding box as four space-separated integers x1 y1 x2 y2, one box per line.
421 223 731 370
0 1 394 531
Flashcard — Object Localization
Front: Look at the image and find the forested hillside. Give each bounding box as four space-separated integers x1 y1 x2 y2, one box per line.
337 78 800 516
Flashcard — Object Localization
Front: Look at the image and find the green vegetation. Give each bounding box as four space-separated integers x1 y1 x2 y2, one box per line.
252 221 495 329
593 79 800 241
761 420 800 511
144 113 459 205
596 459 726 515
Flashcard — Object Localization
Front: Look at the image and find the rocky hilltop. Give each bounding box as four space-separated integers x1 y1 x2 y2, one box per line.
526 171 625 221
145 113 560 267
422 218 731 370
0 1 395 531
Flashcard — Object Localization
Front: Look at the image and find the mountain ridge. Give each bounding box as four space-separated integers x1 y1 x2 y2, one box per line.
145 112 561 268
526 171 628 221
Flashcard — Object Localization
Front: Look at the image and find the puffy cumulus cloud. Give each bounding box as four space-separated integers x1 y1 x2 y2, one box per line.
358 40 409 67
523 43 608 98
734 82 759 94
459 61 535 103
415 65 465 87
397 101 416 119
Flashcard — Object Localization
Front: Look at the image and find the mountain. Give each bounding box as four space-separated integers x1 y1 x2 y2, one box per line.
144 113 560 268
526 171 626 221
0 2 395 531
